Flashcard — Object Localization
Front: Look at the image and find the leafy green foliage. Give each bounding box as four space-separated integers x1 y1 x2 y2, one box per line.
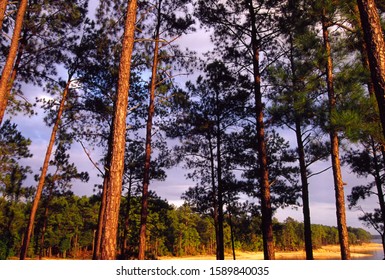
0 120 33 259
0 189 375 259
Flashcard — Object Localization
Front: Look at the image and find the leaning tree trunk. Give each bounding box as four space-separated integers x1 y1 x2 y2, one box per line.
322 12 351 260
0 31 27 124
0 0 28 124
247 0 275 260
138 0 161 260
357 0 385 141
20 76 72 260
0 0 8 32
100 0 138 260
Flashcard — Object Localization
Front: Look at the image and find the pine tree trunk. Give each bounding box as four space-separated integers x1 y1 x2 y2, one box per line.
93 173 108 259
357 0 385 141
228 211 236 260
372 140 385 259
39 203 49 260
216 117 224 260
93 129 113 260
289 31 314 259
358 35 376 97
208 134 220 259
0 34 26 126
73 233 78 258
372 141 385 222
295 120 314 260
247 0 275 260
0 0 7 32
121 179 132 257
322 13 351 260
350 3 377 98
20 77 72 260
5 200 15 259
0 0 28 124
100 0 138 260
354 5 385 258
1 29 28 118
138 0 161 260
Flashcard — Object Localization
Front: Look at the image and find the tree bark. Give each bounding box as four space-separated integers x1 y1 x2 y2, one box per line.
100 0 138 260
208 134 220 259
372 141 385 223
138 0 161 260
322 12 351 260
39 203 49 260
121 178 132 257
92 173 108 259
228 211 236 260
295 120 314 260
20 76 72 260
0 0 7 32
247 0 275 260
4 197 15 259
357 0 385 141
353 4 385 258
216 110 224 260
371 139 385 258
0 31 26 122
92 127 113 260
0 0 28 124
288 31 314 259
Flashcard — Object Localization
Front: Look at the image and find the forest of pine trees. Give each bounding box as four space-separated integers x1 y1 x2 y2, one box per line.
0 191 373 260
0 0 384 260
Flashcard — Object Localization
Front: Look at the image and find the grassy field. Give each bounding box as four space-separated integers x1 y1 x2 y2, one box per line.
9 242 382 260
158 243 384 260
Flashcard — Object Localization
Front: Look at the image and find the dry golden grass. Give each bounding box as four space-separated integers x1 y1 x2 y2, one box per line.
7 242 381 260
158 243 383 260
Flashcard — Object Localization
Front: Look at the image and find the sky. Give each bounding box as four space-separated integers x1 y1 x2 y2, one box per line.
3 2 381 236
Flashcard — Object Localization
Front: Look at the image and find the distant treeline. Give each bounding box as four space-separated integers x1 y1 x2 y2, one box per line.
0 193 372 260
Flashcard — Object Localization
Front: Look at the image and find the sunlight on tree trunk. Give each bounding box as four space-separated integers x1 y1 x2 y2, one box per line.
93 173 108 259
322 10 350 260
0 0 7 32
20 76 73 260
100 0 138 260
247 0 275 260
0 0 28 124
357 0 385 141
138 3 161 259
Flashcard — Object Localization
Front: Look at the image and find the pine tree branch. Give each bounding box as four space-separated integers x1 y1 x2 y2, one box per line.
307 166 332 178
78 140 104 176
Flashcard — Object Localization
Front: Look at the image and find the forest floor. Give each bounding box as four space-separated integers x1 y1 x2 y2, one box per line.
158 243 384 260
